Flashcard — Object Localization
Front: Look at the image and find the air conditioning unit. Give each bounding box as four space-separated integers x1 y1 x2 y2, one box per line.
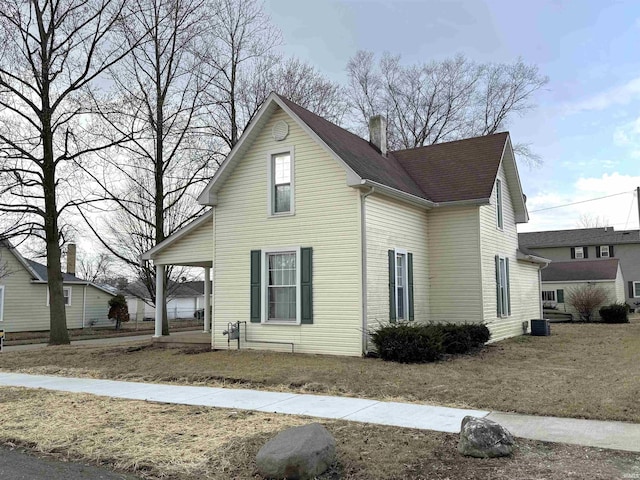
530 319 551 336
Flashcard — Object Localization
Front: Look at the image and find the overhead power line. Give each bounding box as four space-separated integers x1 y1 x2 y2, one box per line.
529 190 633 213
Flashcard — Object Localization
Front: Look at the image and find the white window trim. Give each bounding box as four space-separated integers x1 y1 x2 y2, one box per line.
575 246 584 259
497 255 510 317
0 285 4 322
633 281 640 298
496 179 504 231
394 248 409 321
47 286 72 307
600 245 610 257
267 146 295 217
260 246 301 324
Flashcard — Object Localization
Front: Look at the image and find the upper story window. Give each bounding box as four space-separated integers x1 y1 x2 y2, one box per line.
496 179 503 230
269 149 294 216
600 245 610 257
574 247 584 259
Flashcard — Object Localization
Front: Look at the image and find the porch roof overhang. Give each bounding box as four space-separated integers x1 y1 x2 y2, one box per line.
140 210 213 267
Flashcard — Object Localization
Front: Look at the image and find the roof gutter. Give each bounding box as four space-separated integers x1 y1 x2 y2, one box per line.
516 250 551 265
358 179 436 209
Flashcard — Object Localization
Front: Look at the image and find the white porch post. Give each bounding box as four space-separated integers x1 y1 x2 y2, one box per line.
154 264 165 338
204 266 211 332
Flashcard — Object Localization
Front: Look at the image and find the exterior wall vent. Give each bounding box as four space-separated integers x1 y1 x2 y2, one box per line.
272 120 289 141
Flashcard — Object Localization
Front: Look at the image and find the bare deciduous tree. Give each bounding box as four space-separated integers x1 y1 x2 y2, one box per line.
576 213 610 229
77 252 113 284
566 284 610 322
78 0 215 335
0 0 138 344
346 51 548 165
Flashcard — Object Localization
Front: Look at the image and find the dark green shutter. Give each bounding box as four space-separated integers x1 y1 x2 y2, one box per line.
557 289 564 303
250 250 261 323
301 247 313 324
630 281 635 298
570 247 576 259
596 246 601 258
609 245 615 257
388 250 396 322
506 257 511 316
495 255 502 317
583 247 589 258
408 253 414 321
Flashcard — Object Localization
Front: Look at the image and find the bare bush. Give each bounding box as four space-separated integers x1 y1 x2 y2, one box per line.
566 284 610 322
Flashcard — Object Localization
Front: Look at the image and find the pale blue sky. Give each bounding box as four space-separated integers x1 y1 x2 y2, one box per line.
264 0 640 232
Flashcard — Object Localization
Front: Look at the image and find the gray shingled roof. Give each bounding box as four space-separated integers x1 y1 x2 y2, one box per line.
278 95 509 204
27 259 86 282
541 259 620 282
520 228 640 248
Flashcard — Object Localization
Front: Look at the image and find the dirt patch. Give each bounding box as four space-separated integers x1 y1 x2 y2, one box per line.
0 388 637 480
1 318 640 422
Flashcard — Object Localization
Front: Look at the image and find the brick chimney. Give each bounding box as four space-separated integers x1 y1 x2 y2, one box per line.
369 115 387 157
67 243 76 276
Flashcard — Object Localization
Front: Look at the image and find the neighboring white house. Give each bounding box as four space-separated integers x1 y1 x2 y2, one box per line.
540 258 626 320
141 93 547 356
0 242 115 332
124 281 207 321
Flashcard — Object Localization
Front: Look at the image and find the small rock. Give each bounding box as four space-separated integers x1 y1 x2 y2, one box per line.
256 423 336 479
458 416 514 458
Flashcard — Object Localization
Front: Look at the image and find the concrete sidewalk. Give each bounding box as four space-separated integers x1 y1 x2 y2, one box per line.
0 372 638 453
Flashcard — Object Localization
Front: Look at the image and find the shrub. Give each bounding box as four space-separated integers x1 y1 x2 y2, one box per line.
440 323 491 354
369 322 491 363
566 284 610 322
599 303 629 324
108 294 130 330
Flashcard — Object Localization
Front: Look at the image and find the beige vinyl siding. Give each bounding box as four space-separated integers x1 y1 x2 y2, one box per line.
212 107 362 356
153 217 213 266
365 194 429 334
0 248 113 332
480 161 541 341
427 205 483 323
614 265 626 303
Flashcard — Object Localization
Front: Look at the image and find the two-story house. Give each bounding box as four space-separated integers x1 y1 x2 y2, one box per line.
519 228 640 312
141 93 546 356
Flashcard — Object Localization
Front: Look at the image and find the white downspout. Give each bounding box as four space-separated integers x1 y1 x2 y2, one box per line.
360 186 375 355
82 284 87 328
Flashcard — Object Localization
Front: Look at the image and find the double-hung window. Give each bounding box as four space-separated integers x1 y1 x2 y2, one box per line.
600 245 610 257
388 249 414 322
574 247 584 259
266 250 298 323
496 179 504 230
633 282 640 298
396 251 408 320
542 291 556 302
47 286 72 306
249 247 312 325
269 150 294 215
495 255 510 317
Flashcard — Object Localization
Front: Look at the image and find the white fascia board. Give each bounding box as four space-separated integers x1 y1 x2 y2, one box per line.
502 135 529 223
358 180 435 209
197 93 363 206
140 210 213 262
435 198 490 207
542 279 614 284
3 242 43 280
30 280 116 296
516 250 550 265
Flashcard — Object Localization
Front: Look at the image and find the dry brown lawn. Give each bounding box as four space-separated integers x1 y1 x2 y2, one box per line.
1 387 638 480
1 317 639 422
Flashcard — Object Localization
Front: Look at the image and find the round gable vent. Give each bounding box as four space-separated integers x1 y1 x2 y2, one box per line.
272 120 289 141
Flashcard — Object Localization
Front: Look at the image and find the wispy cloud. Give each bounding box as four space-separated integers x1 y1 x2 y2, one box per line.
562 77 640 115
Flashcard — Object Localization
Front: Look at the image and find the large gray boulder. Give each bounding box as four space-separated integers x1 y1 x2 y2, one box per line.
458 416 515 458
256 423 336 479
